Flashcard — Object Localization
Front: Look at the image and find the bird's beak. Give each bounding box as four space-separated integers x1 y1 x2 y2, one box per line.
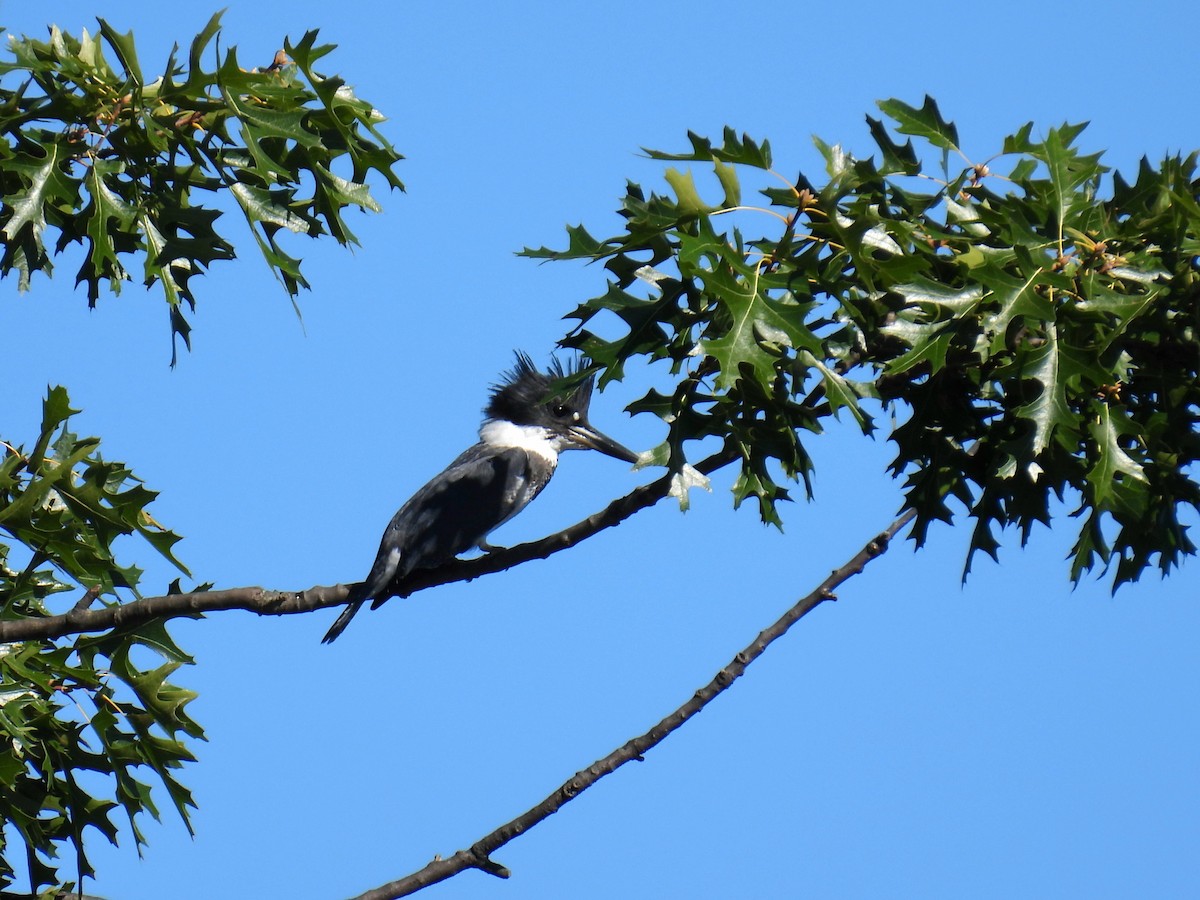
568 422 639 463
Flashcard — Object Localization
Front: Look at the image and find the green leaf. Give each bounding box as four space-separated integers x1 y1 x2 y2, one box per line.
865 114 920 175
1006 325 1076 458
0 17 402 357
96 19 142 82
521 223 607 260
712 159 741 208
1032 123 1105 245
0 386 190 589
181 11 225 93
2 141 76 244
1001 121 1035 155
229 183 312 234
878 318 953 374
534 108 1200 595
663 168 712 214
797 351 874 433
644 127 772 169
976 261 1054 352
731 464 788 529
877 96 960 153
894 278 983 315
79 159 138 295
1085 404 1148 506
700 287 821 388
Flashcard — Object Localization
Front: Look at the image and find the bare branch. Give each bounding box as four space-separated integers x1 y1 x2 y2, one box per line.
352 507 918 899
0 451 737 643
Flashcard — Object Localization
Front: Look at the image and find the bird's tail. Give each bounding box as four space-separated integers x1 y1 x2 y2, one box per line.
321 594 366 644
323 548 400 642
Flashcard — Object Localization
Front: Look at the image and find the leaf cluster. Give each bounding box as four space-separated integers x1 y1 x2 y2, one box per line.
0 12 403 359
526 100 1200 586
1 388 200 893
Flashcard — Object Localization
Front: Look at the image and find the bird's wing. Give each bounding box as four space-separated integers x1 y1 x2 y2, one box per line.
326 445 538 641
391 444 532 574
364 444 535 607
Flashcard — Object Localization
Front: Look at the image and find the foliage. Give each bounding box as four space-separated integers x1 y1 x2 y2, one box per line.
0 16 404 895
527 98 1199 586
1 387 201 894
0 11 403 360
2 21 1197 890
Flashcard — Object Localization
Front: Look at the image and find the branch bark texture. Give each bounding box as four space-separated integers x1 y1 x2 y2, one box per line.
351 507 917 899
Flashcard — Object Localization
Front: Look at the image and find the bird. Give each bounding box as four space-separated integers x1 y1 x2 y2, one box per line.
322 351 639 643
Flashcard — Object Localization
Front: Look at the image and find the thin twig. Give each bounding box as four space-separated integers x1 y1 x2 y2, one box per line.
351 507 917 899
70 586 101 614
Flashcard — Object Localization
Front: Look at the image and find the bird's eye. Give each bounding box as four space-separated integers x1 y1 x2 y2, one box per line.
551 403 570 418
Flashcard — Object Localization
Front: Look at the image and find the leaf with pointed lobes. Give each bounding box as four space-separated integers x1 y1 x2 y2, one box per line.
997 327 1076 461
713 159 741 207
731 465 789 530
865 115 921 175
1086 404 1148 506
668 464 712 511
894 277 983 316
663 168 712 215
2 141 78 244
797 351 875 435
521 223 608 260
643 126 772 169
96 19 142 81
877 96 960 153
699 288 822 390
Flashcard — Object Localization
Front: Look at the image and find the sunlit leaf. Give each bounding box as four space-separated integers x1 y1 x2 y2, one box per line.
534 102 1199 593
0 15 403 357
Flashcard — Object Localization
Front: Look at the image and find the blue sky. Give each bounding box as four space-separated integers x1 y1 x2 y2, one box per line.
2 1 1198 898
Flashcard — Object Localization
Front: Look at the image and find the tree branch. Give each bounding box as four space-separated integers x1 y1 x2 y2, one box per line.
0 451 737 643
351 507 917 899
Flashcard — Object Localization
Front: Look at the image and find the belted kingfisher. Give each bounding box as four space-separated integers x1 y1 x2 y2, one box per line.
322 352 639 643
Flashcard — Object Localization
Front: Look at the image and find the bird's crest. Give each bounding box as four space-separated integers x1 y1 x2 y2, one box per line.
485 351 595 426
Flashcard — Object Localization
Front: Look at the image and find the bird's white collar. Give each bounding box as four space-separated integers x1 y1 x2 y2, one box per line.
479 419 565 462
